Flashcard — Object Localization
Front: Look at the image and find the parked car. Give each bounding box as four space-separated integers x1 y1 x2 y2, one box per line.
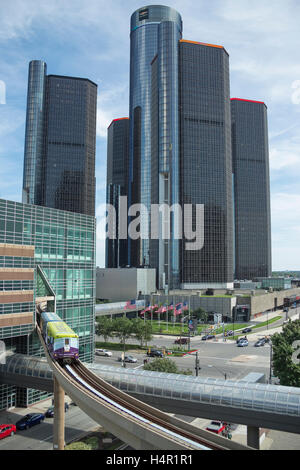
242 327 252 333
117 355 137 363
95 348 112 357
255 338 266 347
16 413 45 430
174 338 188 344
202 334 215 340
147 349 164 358
225 330 234 337
44 403 69 418
0 424 16 440
237 339 248 347
206 421 226 434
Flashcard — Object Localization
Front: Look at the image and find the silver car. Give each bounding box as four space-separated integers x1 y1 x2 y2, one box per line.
95 348 112 357
118 355 137 363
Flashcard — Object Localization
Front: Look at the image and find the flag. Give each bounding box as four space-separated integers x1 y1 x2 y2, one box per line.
144 304 151 312
161 304 167 313
168 303 174 311
124 299 136 310
174 303 183 315
182 302 188 311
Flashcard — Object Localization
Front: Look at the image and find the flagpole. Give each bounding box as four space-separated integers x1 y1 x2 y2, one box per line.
167 293 169 332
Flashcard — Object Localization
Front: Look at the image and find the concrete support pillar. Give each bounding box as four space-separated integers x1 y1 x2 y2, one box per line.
53 376 65 450
247 425 260 449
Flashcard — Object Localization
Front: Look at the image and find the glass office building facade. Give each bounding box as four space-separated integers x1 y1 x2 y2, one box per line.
106 118 129 268
179 40 234 288
0 198 95 409
22 63 97 217
22 60 47 206
129 6 182 289
107 5 271 290
231 99 272 279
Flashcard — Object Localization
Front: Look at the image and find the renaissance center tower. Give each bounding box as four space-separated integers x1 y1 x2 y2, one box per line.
128 5 182 289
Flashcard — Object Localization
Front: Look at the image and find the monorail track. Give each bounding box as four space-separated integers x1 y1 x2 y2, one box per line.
66 361 222 450
36 323 251 450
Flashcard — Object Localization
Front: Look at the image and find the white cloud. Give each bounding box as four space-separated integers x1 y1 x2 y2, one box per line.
269 146 300 171
96 84 129 138
271 192 300 268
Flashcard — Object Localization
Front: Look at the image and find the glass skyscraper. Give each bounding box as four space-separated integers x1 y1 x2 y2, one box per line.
179 40 234 288
128 6 182 289
0 198 96 409
106 5 271 290
22 62 97 217
106 118 129 268
231 98 272 279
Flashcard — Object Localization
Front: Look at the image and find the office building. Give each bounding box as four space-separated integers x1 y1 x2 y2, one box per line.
22 61 97 216
128 6 182 289
106 118 129 268
231 98 272 279
0 198 96 409
179 40 234 289
107 5 271 291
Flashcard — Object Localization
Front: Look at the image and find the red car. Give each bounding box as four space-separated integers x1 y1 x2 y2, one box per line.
0 424 16 440
206 421 226 435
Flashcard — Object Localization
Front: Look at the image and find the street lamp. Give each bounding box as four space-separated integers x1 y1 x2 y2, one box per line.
195 351 201 376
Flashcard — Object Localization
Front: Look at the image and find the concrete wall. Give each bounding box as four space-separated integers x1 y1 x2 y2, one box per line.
239 287 300 317
96 268 156 302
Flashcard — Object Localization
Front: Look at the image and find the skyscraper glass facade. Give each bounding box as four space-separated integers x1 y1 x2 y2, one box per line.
179 41 234 287
106 118 129 268
22 63 97 217
231 99 272 279
107 5 271 290
22 60 47 206
129 5 182 289
0 198 96 409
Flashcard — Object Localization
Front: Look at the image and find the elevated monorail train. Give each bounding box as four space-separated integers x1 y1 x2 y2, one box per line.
38 311 79 364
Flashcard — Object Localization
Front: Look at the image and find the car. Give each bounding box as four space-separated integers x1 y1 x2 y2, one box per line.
255 338 266 347
225 330 234 337
0 424 16 440
147 349 164 357
202 334 215 340
44 403 69 418
117 355 137 363
95 348 112 357
206 421 226 435
16 413 45 430
237 339 248 347
242 327 252 333
174 338 188 344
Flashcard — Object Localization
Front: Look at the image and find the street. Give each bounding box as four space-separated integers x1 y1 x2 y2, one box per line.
0 401 99 450
94 337 271 381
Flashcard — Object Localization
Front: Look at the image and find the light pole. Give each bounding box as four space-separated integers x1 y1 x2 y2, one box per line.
269 341 273 384
195 351 200 376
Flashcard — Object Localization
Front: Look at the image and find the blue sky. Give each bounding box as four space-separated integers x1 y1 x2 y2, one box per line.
0 0 300 270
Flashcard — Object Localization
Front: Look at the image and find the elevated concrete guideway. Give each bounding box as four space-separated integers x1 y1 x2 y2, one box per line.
1 354 300 449
95 300 145 317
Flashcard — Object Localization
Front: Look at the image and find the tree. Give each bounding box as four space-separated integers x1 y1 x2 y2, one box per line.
95 317 114 343
144 357 192 375
192 307 207 322
113 317 134 353
271 319 300 387
131 318 153 348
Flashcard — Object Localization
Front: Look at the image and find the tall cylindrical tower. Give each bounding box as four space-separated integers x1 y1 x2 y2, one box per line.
22 60 47 205
128 5 182 289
